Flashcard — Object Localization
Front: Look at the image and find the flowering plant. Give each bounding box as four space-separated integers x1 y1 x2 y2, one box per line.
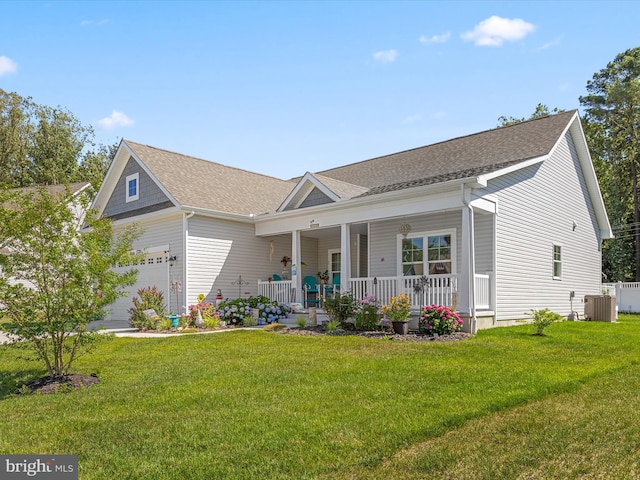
419 304 463 335
381 293 411 322
186 299 219 328
218 298 253 325
354 295 380 331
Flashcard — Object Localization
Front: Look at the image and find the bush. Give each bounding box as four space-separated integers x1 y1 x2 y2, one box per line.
187 299 219 328
156 318 172 331
419 304 463 335
354 295 380 331
219 296 290 325
525 308 565 335
296 316 307 328
325 319 340 333
129 286 167 330
323 292 357 324
242 316 257 327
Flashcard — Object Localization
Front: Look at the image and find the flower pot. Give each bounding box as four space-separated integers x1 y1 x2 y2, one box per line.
392 321 409 335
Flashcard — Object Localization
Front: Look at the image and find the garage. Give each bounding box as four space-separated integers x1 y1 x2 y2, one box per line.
91 247 170 330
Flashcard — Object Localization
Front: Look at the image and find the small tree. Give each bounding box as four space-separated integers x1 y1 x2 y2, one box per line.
0 185 140 377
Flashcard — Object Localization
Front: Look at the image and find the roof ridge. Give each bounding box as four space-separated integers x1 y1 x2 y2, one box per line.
315 109 577 176
123 139 290 183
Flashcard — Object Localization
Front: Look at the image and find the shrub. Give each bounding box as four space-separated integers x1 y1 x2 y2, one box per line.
419 304 463 335
296 316 307 328
187 300 219 328
323 292 357 324
242 316 257 327
326 319 340 332
264 322 286 332
156 318 172 331
354 295 380 331
129 286 167 330
219 296 290 325
218 298 252 325
525 308 565 335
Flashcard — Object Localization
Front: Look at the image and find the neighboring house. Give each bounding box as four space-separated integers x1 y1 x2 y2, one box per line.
91 111 612 332
0 182 93 289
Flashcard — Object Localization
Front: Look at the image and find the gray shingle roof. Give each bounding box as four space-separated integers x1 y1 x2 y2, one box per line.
315 110 577 195
125 141 295 215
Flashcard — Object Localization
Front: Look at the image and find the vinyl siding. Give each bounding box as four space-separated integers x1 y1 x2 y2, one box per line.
103 156 173 219
477 132 602 322
186 216 292 306
369 211 464 278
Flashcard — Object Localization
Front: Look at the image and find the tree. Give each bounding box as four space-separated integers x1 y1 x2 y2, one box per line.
0 185 140 378
580 47 640 281
0 89 116 189
497 103 564 127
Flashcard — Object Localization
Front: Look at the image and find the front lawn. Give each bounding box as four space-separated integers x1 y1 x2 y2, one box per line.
1 316 640 479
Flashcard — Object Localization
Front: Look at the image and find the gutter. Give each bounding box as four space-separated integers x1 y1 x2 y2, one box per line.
461 184 477 334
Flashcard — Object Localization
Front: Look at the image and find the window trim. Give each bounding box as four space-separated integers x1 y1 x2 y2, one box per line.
552 243 562 280
126 173 139 203
397 228 456 277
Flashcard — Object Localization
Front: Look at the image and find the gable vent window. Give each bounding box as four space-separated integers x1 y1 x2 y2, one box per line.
126 173 139 203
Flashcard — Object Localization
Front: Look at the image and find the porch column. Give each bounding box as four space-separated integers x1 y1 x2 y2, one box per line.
340 223 351 293
291 230 303 304
460 206 473 315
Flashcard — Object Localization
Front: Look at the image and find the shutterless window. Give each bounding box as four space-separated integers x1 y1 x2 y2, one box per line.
427 234 452 275
402 237 424 275
553 244 562 279
126 173 139 202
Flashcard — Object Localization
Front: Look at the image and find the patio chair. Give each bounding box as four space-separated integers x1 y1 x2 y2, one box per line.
304 275 319 308
323 274 340 298
271 274 282 281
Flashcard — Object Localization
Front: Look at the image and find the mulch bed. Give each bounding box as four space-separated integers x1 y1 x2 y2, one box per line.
18 373 100 395
275 325 473 342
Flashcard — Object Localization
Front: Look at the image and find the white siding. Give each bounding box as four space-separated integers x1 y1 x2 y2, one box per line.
101 213 183 326
186 216 291 306
369 211 463 278
477 132 602 322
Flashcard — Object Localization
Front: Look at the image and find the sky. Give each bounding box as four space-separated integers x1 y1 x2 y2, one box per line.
1 1 639 180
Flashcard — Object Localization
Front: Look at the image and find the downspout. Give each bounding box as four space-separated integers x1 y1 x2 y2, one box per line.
183 211 195 310
461 184 477 334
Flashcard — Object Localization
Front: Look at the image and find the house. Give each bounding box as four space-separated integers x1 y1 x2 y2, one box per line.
91 110 612 332
0 181 92 288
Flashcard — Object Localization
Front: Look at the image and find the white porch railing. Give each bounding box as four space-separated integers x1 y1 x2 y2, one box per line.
259 274 492 311
350 275 458 309
258 279 293 304
474 274 490 310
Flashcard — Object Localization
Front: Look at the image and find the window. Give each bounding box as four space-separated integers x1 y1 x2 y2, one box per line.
553 244 562 279
400 230 455 276
427 234 452 275
402 237 423 275
126 173 139 202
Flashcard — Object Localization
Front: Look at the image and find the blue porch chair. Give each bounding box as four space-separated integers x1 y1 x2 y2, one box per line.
304 275 319 308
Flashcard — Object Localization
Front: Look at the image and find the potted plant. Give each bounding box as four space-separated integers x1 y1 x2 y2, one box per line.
317 270 330 284
381 293 412 335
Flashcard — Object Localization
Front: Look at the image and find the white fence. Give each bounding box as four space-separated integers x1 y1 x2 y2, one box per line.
349 275 458 309
602 282 640 313
258 279 293 304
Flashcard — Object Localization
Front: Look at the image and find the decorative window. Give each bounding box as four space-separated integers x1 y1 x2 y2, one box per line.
400 230 455 276
126 173 139 202
553 244 562 279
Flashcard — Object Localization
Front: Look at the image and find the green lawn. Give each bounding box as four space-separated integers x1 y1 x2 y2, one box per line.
1 316 640 479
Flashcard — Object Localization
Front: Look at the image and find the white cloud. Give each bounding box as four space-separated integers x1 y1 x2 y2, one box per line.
534 38 561 52
373 49 398 64
419 32 451 45
0 56 18 76
96 110 134 130
402 114 423 124
462 16 536 47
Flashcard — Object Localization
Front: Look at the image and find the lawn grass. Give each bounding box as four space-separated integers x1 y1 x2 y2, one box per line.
1 316 640 479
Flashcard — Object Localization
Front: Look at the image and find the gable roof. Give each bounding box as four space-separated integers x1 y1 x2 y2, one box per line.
120 141 295 216
315 110 578 196
277 172 369 212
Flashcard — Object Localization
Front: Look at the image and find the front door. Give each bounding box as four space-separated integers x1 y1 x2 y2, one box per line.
328 249 341 287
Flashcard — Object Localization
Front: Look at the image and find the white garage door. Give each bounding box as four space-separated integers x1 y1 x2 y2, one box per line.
91 251 169 330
